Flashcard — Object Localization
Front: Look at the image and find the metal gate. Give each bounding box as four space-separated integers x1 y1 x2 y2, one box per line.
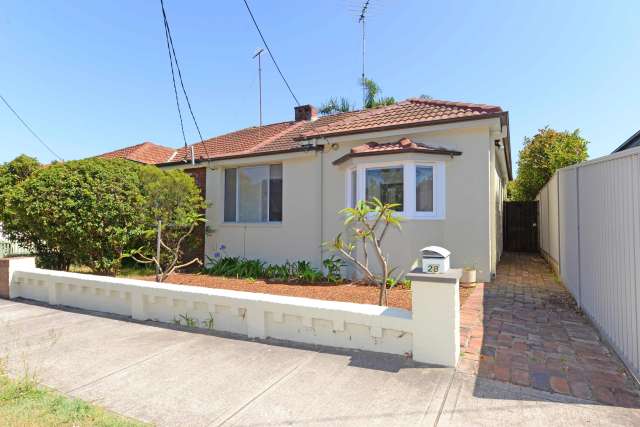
503 201 538 252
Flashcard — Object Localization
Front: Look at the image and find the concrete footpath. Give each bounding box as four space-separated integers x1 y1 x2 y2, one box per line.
1 299 638 426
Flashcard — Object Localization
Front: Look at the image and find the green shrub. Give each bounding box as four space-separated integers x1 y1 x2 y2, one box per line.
322 256 346 283
0 158 146 273
0 156 206 275
204 254 338 284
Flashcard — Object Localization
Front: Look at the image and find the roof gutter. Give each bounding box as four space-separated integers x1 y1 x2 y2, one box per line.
499 112 513 180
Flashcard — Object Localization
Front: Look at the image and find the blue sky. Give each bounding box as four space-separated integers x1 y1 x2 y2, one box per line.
1 0 639 171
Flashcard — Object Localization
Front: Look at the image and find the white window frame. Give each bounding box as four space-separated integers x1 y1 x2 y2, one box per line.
224 164 283 224
345 159 446 220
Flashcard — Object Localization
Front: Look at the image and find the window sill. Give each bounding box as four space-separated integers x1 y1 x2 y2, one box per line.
405 215 445 221
220 222 283 228
364 212 445 221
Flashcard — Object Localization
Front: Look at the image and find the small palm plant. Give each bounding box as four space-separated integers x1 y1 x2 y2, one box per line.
326 198 403 306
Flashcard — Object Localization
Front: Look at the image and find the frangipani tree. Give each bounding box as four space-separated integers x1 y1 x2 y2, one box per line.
327 198 403 306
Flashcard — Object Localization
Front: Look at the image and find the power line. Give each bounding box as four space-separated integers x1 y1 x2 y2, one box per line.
0 93 63 161
160 1 187 148
159 0 211 162
242 0 301 106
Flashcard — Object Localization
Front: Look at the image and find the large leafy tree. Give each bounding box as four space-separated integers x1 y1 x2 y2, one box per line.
1 158 146 273
0 155 41 191
129 165 207 281
509 127 589 201
0 157 206 275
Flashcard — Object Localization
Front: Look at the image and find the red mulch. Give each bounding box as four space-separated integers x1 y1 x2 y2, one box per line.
133 273 478 312
135 273 413 311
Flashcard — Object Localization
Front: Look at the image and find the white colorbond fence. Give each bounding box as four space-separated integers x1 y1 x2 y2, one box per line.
4 258 461 367
537 146 640 379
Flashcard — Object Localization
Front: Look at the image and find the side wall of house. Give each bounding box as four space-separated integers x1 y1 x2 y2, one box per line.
490 144 508 274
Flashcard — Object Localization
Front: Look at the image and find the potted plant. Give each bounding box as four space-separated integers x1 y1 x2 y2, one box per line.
460 264 477 288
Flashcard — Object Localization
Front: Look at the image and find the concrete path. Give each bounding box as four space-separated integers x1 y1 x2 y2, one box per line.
1 299 639 426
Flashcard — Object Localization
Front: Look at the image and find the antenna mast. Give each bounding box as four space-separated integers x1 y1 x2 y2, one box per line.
359 0 370 109
253 48 265 127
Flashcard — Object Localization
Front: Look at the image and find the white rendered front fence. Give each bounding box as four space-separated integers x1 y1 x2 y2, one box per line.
6 260 461 367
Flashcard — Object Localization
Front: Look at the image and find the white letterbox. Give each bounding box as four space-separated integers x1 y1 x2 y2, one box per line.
421 246 450 274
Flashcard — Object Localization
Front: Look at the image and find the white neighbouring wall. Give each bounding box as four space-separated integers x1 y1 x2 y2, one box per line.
6 260 461 367
536 146 640 380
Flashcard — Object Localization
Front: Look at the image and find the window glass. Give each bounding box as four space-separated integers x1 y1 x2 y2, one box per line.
238 166 269 222
225 165 283 223
269 164 283 221
350 169 357 208
366 167 403 211
224 168 237 222
416 166 434 212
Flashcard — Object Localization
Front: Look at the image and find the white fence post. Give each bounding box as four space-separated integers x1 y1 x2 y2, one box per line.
406 268 461 367
0 256 36 299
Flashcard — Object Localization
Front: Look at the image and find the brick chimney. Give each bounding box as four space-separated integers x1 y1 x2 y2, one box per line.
294 104 318 122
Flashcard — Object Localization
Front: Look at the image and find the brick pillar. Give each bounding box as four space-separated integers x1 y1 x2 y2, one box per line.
0 257 36 299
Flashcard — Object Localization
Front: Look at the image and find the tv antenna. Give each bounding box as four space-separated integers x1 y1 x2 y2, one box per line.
253 48 265 127
359 0 370 108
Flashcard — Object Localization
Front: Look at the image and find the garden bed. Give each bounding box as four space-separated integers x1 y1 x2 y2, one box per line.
136 273 412 310
133 273 477 311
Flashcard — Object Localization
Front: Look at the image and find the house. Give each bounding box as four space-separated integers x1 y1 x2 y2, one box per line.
99 98 512 282
611 129 640 153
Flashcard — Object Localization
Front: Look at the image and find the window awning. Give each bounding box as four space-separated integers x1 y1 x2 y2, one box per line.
332 138 462 165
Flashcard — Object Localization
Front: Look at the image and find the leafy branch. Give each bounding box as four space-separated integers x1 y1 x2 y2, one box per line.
326 198 403 306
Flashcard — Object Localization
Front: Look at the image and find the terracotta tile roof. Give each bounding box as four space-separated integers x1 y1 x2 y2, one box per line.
97 98 506 167
297 98 503 140
332 137 462 165
98 142 175 164
171 121 298 162
169 111 362 162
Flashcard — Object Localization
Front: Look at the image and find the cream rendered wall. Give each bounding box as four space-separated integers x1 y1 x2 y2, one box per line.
204 152 322 267
161 155 322 267
490 145 508 274
319 120 500 282
165 118 505 282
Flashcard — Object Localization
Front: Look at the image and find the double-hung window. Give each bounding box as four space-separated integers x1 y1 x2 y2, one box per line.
346 160 445 219
224 164 282 223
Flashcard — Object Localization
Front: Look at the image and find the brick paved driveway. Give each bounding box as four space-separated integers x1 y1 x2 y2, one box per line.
458 252 640 407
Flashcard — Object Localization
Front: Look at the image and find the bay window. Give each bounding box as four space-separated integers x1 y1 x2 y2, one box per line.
365 167 404 211
224 164 282 223
346 160 445 219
